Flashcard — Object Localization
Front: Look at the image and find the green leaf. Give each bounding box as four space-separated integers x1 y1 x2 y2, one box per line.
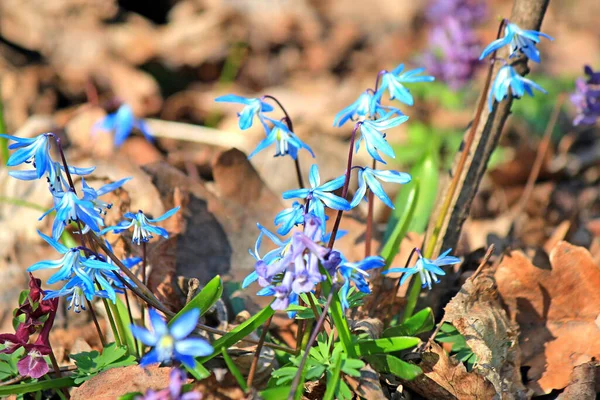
221 348 247 391
71 343 136 384
118 392 143 400
365 354 422 380
108 297 137 356
380 181 419 269
260 385 291 400
382 308 435 337
385 151 439 239
320 271 356 358
271 366 297 385
198 304 275 363
0 377 77 396
171 275 223 325
354 337 419 356
323 355 343 400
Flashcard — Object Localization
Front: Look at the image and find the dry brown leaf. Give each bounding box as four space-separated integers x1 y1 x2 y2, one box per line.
557 361 598 400
495 241 600 394
443 267 527 399
402 342 497 400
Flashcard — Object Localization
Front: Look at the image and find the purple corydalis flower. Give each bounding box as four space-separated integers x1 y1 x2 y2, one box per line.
480 22 553 63
17 342 51 379
97 103 153 148
131 308 213 368
571 65 600 126
488 65 546 111
384 248 461 290
214 94 273 131
136 368 201 400
102 207 180 245
350 167 411 209
426 0 487 25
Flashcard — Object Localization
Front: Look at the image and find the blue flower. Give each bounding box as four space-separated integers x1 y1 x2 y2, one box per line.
0 133 55 179
40 190 104 240
248 117 314 160
274 201 305 236
44 275 112 313
339 256 385 310
350 167 411 209
283 164 350 223
243 224 293 289
334 91 377 127
375 65 435 106
358 116 408 164
28 231 118 292
131 308 213 368
480 22 553 63
97 104 153 147
214 94 274 131
81 177 131 214
6 159 95 193
488 65 546 111
384 248 461 290
102 207 180 245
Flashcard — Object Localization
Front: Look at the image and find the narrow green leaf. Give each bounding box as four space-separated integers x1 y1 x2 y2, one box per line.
221 348 248 391
109 297 137 356
171 276 223 325
365 354 422 380
323 355 343 400
380 181 420 269
198 304 275 363
354 337 419 356
260 386 291 400
0 377 77 396
382 308 434 338
321 271 356 358
184 360 211 381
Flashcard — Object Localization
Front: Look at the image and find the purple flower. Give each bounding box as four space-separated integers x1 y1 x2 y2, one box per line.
426 0 487 25
571 65 600 126
136 368 201 400
17 342 51 379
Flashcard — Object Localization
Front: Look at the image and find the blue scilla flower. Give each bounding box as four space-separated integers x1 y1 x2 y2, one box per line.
479 22 553 63
97 104 153 148
242 224 293 288
488 65 546 111
81 177 131 214
0 133 55 179
214 94 274 131
44 275 112 313
131 308 213 368
274 201 305 236
350 167 411 209
283 164 350 223
334 91 377 127
376 65 435 106
384 248 460 290
102 207 180 245
339 256 385 311
357 116 408 164
248 117 314 160
28 231 118 293
40 190 104 240
7 159 95 193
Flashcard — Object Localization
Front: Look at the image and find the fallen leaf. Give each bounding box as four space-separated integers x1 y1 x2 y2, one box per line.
495 241 600 394
557 361 598 400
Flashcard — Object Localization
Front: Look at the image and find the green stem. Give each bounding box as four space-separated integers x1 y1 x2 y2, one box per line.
0 83 9 164
100 296 122 347
0 196 46 212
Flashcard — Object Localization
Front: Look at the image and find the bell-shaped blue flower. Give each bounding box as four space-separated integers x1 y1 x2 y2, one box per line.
248 117 314 160
384 248 460 290
488 65 546 111
375 65 435 106
283 165 350 224
351 168 411 209
40 190 105 240
334 91 377 127
0 133 55 179
274 201 305 236
214 94 274 131
6 159 95 195
479 22 553 63
97 104 153 147
339 256 385 311
44 275 113 313
357 116 408 164
28 231 118 292
81 177 131 214
102 207 180 245
243 223 293 289
130 308 213 368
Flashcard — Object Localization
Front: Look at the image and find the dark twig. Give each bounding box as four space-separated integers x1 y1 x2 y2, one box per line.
246 315 273 388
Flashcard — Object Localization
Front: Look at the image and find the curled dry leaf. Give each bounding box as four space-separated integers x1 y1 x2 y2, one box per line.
495 241 600 395
443 266 527 399
401 341 497 400
557 361 598 400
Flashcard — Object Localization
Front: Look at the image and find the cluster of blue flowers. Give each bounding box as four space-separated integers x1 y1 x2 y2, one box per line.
481 21 553 111
217 62 466 312
0 132 179 312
